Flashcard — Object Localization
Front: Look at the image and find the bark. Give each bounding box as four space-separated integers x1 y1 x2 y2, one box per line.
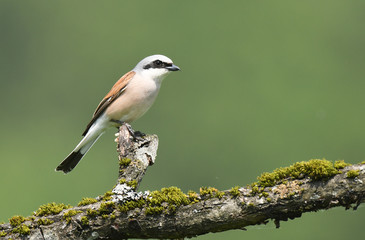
1 124 364 239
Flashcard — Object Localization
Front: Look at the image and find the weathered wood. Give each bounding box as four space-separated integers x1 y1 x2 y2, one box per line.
112 124 158 196
1 125 364 239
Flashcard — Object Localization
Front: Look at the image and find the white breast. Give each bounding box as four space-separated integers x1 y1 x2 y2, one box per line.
105 74 161 123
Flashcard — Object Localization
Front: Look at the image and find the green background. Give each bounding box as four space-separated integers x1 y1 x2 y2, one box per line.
1 0 364 239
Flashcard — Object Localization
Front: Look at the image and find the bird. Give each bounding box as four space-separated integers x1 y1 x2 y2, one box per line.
55 54 180 173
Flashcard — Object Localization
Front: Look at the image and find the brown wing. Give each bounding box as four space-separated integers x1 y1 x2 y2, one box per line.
82 71 136 136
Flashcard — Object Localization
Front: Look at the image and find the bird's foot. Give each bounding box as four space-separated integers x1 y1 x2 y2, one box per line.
125 123 146 141
112 120 145 141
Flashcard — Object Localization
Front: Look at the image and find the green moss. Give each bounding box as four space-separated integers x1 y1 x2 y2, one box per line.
255 159 339 187
99 201 115 215
215 191 225 199
200 186 217 196
260 192 269 198
248 202 255 207
346 169 360 178
37 218 54 226
78 197 98 206
118 199 145 213
109 210 116 220
187 190 200 203
26 216 35 222
63 210 82 218
229 186 240 197
250 183 262 195
147 187 190 214
63 210 82 224
0 230 7 237
102 191 113 201
145 206 164 215
12 224 30 235
334 160 351 169
119 158 132 167
81 216 89 226
148 187 189 206
288 192 296 197
9 215 25 227
200 187 225 199
119 178 127 184
126 180 138 189
266 197 272 202
86 209 98 218
35 202 71 217
249 183 265 196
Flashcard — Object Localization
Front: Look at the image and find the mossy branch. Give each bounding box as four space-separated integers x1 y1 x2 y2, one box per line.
1 125 365 239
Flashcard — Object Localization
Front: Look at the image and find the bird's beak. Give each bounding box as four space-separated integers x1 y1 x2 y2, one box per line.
166 64 180 71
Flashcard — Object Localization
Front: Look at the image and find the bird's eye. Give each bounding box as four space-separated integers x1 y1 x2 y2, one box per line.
155 60 162 66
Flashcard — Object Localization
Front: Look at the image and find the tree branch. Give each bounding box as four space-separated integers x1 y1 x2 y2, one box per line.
1 125 364 239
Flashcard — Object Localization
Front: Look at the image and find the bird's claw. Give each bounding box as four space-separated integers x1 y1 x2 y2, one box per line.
125 124 145 141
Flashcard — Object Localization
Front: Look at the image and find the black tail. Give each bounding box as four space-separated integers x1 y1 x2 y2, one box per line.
55 150 84 174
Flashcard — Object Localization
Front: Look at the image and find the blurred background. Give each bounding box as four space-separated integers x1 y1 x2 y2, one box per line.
1 0 365 239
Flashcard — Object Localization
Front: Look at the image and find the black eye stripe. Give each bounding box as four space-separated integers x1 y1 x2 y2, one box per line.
153 60 164 68
143 64 151 69
143 60 172 69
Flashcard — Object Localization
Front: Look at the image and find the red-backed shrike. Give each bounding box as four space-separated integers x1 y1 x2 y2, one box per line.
56 54 180 173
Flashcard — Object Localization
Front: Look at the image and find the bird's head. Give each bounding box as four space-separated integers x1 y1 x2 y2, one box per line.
134 54 180 80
